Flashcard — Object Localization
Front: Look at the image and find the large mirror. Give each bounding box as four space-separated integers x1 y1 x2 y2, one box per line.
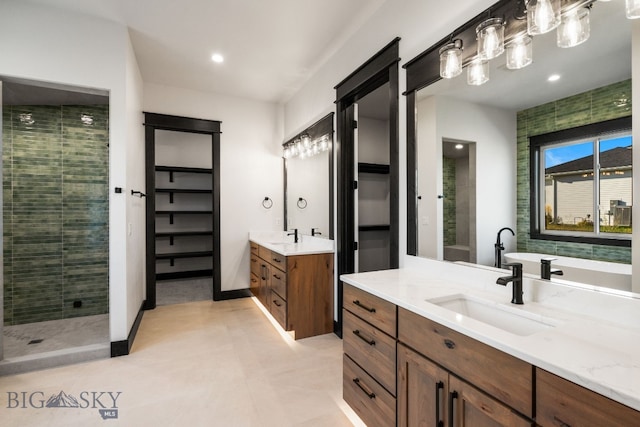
407 0 634 292
283 113 334 238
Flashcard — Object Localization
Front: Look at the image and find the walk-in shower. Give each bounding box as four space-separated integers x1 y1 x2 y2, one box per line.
0 78 110 373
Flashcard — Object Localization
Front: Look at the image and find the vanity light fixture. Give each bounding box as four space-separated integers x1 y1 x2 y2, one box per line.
439 39 463 79
467 58 489 86
476 17 505 60
557 6 590 48
626 0 640 19
301 133 311 149
506 34 533 69
526 0 561 35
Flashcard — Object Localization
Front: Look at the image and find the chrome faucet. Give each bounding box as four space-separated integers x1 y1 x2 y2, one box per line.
287 228 299 243
496 262 524 304
494 227 515 268
541 258 563 280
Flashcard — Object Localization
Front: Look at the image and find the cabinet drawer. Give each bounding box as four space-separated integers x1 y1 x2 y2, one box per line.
258 245 271 262
250 242 259 256
343 283 397 337
250 255 261 277
270 252 287 272
536 368 640 427
250 272 260 297
398 308 532 417
343 354 395 427
343 309 396 396
270 269 286 300
269 290 287 329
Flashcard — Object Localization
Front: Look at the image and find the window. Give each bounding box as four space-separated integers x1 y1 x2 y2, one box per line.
530 117 632 245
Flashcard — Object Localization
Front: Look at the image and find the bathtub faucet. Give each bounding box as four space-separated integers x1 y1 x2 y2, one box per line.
541 258 563 280
495 227 515 268
496 262 524 304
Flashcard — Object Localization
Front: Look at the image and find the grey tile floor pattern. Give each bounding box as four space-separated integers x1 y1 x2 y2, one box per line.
156 278 213 306
0 297 365 426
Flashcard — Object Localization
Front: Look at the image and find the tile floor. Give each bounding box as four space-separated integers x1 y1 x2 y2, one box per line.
156 278 213 306
0 297 364 426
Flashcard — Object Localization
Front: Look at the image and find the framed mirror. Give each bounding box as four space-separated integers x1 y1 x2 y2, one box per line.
405 0 633 291
283 113 334 238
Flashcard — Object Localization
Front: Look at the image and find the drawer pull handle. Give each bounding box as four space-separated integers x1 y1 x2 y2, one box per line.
449 391 458 427
553 416 571 427
251 277 257 283
273 274 281 280
273 300 282 307
436 381 444 427
444 339 456 349
353 378 375 399
273 258 282 263
352 300 376 313
352 329 375 346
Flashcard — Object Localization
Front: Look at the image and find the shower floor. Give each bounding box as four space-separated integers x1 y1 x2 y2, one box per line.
3 314 109 359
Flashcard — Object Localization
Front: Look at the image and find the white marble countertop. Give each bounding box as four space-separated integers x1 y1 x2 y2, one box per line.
341 256 640 412
249 231 334 256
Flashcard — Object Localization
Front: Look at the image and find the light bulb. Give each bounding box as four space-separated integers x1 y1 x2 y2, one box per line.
506 35 533 69
557 7 590 48
527 0 560 35
467 58 489 86
476 18 504 60
439 40 463 79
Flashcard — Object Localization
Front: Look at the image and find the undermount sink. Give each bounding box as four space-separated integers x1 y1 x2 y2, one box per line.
427 294 559 336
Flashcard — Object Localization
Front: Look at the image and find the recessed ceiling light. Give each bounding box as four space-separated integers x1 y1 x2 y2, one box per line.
211 53 224 63
548 74 561 82
455 144 464 150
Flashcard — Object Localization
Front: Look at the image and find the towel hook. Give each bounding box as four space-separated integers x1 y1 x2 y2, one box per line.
297 197 307 209
262 197 273 209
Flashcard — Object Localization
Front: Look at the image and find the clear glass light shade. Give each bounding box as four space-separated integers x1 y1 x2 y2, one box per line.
467 59 489 86
557 7 590 48
506 35 533 70
527 0 561 35
627 0 640 19
476 18 505 60
301 133 311 148
439 41 463 79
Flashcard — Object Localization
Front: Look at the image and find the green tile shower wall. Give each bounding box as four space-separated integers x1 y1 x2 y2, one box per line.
3 105 109 326
516 79 632 264
443 157 456 246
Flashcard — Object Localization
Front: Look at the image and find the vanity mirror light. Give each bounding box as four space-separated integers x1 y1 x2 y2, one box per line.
283 113 334 239
405 0 633 291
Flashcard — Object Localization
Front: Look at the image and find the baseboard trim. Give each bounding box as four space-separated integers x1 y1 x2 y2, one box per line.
110 301 145 357
214 288 252 301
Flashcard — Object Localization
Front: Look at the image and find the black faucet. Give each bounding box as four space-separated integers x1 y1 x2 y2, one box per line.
311 228 321 237
540 258 563 280
496 262 523 304
494 227 515 268
287 228 299 243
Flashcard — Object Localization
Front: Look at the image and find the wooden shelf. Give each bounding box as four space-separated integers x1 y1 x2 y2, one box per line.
156 188 212 194
359 224 391 232
156 269 213 281
156 231 213 238
358 162 390 174
155 165 212 174
156 210 212 215
156 250 213 260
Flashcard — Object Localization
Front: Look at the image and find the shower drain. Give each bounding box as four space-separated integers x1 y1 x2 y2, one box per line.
28 339 44 345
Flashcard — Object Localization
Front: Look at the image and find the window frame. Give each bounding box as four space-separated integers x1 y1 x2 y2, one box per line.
529 116 632 247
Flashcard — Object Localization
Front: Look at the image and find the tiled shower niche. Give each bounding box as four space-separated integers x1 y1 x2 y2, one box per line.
3 104 109 326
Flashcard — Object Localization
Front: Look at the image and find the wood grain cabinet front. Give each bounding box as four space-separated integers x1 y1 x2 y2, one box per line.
536 368 640 427
248 242 333 340
344 353 395 427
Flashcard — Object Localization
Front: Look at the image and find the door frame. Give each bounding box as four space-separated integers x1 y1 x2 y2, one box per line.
334 38 400 336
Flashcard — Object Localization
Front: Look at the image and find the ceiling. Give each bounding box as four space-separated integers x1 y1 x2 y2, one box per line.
23 0 387 104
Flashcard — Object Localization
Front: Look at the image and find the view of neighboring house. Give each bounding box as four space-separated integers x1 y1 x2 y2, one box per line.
545 146 632 227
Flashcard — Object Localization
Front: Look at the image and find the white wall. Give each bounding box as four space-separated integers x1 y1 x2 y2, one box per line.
0 0 145 342
143 83 283 292
283 0 497 267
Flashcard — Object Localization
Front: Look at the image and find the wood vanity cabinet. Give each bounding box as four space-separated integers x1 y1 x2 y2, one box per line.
249 242 333 340
536 368 640 427
398 307 534 426
342 284 397 427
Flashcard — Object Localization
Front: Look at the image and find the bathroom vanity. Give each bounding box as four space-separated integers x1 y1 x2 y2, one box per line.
249 232 334 340
341 258 640 426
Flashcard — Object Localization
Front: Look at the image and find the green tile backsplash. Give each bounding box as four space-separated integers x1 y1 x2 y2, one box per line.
3 105 109 325
516 79 632 265
443 156 456 246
